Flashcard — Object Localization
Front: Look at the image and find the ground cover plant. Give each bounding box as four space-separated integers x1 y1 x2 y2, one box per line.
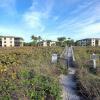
0 46 64 100
74 46 100 100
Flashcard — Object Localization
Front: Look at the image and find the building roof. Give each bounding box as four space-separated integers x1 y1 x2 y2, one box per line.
0 36 24 40
84 38 100 40
76 38 100 41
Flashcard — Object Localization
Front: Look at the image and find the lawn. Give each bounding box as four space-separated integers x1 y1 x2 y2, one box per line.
0 46 64 100
74 46 100 100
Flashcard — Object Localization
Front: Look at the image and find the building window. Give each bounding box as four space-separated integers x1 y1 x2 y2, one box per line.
4 45 6 47
10 45 12 47
93 42 95 44
10 38 12 40
4 37 6 40
4 41 6 43
10 41 12 43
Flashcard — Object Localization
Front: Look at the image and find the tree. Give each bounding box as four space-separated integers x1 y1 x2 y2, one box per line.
66 38 74 46
31 35 43 46
57 37 66 46
38 36 42 42
46 40 52 43
56 41 62 46
46 40 52 46
68 37 71 40
31 35 39 46
31 35 38 41
57 37 75 47
57 37 66 42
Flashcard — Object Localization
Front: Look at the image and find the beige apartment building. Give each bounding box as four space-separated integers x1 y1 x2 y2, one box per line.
76 38 100 46
0 36 24 47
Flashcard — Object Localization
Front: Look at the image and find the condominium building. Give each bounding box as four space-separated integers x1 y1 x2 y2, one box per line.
38 40 56 46
0 36 24 47
76 38 100 46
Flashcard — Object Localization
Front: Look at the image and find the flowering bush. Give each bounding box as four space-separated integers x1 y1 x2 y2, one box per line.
0 46 63 100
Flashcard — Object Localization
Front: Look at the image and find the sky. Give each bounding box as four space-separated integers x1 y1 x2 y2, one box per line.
0 0 100 42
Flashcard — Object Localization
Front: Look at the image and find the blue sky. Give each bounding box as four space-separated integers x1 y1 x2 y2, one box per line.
0 0 100 42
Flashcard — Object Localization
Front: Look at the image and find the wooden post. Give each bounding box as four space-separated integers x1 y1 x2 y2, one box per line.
91 53 97 69
71 46 75 61
93 59 96 69
51 53 58 63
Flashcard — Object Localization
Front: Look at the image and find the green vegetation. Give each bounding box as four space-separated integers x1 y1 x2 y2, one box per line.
24 35 75 47
0 46 64 100
57 37 74 47
74 46 100 100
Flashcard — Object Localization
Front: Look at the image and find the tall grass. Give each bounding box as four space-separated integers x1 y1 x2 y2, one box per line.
74 46 100 100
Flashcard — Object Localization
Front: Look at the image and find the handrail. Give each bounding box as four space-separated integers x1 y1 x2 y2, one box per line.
60 46 68 58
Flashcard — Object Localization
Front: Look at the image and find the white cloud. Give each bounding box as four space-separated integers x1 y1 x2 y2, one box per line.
0 26 33 42
43 0 54 18
0 0 16 15
56 0 100 39
22 0 54 32
82 23 100 33
0 0 100 42
0 26 23 36
23 11 45 32
41 32 65 41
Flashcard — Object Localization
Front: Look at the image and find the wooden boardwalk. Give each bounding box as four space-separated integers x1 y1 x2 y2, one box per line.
60 47 80 100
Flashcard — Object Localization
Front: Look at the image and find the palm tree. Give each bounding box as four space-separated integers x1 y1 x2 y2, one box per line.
31 35 38 41
31 35 38 46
